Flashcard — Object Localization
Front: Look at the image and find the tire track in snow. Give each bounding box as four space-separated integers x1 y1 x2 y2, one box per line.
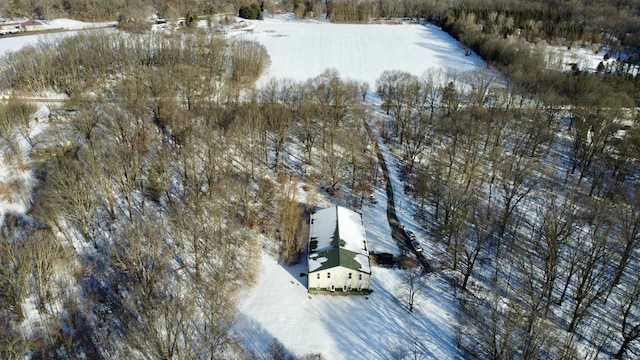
365 120 433 273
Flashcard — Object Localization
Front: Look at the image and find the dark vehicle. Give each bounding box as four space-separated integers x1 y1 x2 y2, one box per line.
374 252 395 267
411 240 423 253
405 229 416 240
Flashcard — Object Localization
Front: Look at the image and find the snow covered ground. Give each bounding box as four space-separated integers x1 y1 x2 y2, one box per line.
233 117 463 359
0 14 482 359
234 161 461 359
545 44 608 72
232 14 485 87
0 33 50 54
47 18 117 30
233 254 459 359
232 15 485 359
0 18 115 55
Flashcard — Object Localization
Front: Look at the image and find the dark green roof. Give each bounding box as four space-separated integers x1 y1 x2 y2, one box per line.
308 206 371 274
310 248 368 273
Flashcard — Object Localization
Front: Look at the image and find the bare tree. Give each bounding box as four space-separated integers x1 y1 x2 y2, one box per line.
463 68 498 108
295 99 321 165
375 70 415 143
493 151 540 237
359 81 370 101
566 199 617 332
459 197 493 291
232 98 269 178
309 69 361 152
568 105 621 184
260 79 295 172
5 99 38 149
609 190 640 295
400 75 436 173
40 156 103 247
25 228 62 312
0 307 32 360
406 270 419 312
614 276 640 359
0 216 31 322
532 191 578 318
462 289 519 360
275 176 306 264
229 40 271 85
99 104 160 220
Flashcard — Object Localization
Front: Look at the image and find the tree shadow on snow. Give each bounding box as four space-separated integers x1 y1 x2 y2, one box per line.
232 312 297 359
277 256 309 290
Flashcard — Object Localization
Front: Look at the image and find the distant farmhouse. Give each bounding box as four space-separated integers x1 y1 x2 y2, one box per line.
21 19 45 31
308 206 371 294
0 19 45 35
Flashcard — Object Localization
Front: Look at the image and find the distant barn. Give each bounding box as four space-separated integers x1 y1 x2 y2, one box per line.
307 206 371 294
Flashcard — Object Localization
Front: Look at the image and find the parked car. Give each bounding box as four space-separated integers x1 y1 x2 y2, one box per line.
374 252 395 267
411 240 423 253
405 229 416 240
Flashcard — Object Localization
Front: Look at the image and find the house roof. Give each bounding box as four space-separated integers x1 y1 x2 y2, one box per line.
308 206 370 274
21 19 44 26
0 22 21 28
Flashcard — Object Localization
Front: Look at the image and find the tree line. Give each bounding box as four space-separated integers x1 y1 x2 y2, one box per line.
5 0 640 107
5 0 640 44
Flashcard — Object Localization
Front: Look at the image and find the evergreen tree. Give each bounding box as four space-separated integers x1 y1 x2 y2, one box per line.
239 3 263 20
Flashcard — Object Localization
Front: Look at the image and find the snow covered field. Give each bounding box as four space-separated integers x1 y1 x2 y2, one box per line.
233 15 485 86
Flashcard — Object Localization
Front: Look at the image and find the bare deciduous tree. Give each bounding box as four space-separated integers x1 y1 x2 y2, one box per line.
0 216 31 322
614 276 640 359
566 199 617 333
276 177 306 264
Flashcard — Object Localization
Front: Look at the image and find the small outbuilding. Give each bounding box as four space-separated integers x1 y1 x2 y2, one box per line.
308 206 371 294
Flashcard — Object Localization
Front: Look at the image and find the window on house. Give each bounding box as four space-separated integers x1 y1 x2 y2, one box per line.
327 272 331 279
348 273 352 279
359 274 362 280
317 273 320 279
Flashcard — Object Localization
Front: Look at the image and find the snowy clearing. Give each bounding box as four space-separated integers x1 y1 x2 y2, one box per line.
234 252 459 359
233 15 485 87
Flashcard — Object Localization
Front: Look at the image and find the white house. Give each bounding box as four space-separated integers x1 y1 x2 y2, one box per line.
308 206 371 293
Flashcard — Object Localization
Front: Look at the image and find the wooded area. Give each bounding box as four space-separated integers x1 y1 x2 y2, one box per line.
1 0 640 359
375 67 640 358
0 29 374 358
